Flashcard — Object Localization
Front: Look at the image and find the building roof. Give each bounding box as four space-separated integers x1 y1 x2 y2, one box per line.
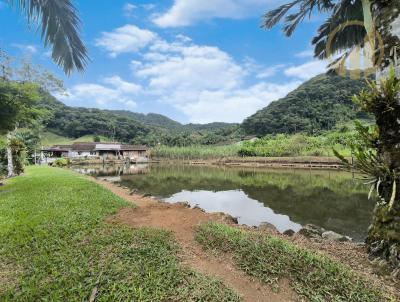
121 145 148 151
72 143 96 151
42 142 148 152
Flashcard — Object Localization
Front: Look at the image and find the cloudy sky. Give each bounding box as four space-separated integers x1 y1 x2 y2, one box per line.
0 0 327 123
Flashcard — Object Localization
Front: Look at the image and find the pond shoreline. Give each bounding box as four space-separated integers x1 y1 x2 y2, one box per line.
146 156 349 170
92 175 399 300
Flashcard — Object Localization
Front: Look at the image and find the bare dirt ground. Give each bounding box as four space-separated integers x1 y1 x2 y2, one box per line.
92 177 399 301
96 178 297 302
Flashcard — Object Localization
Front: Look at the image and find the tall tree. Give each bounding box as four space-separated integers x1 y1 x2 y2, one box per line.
263 0 400 265
263 0 399 74
0 81 42 177
5 0 88 74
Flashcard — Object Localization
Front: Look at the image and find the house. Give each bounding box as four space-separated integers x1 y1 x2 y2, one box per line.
41 142 149 163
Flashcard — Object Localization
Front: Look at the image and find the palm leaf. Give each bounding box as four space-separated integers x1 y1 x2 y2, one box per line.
7 0 88 75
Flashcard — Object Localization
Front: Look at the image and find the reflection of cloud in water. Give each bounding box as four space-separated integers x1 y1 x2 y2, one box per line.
166 190 302 232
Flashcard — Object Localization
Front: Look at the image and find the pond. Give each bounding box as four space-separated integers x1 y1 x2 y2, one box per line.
74 164 376 241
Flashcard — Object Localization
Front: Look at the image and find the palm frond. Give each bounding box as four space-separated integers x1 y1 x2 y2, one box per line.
7 0 88 75
312 0 365 60
262 0 335 36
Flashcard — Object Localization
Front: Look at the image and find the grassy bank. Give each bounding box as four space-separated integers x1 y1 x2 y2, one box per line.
151 131 354 160
195 223 392 302
238 132 354 157
152 144 240 160
0 166 239 301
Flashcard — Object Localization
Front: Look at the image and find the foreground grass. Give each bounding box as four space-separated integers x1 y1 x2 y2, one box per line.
0 167 239 301
195 223 392 302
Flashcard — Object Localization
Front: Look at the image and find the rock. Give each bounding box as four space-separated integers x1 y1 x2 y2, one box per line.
322 231 352 242
283 229 295 237
129 189 138 195
175 201 191 208
298 224 325 238
193 205 205 212
224 214 239 224
142 193 152 197
258 222 277 232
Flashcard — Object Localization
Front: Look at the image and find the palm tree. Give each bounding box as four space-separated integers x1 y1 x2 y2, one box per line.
263 0 399 74
263 1 400 265
6 0 88 75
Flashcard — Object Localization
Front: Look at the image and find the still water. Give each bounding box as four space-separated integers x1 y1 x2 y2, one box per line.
74 164 375 241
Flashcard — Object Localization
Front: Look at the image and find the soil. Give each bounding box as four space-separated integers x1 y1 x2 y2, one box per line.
98 179 297 302
93 177 400 301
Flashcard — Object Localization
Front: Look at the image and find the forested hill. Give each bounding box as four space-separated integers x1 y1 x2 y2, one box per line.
106 110 183 130
242 73 370 136
36 91 238 144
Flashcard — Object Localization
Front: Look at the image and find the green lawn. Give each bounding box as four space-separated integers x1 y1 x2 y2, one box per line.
0 166 239 301
195 223 392 302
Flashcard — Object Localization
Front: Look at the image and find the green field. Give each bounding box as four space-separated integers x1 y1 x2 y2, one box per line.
0 166 238 301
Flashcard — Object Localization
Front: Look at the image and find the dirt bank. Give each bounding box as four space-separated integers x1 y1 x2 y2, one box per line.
153 156 349 169
91 177 399 301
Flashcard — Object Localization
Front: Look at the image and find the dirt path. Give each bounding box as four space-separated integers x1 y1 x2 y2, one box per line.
94 178 297 302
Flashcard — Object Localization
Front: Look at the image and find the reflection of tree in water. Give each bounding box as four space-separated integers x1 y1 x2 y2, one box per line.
116 165 374 240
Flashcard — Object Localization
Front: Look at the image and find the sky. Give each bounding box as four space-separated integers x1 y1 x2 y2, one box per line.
0 0 328 124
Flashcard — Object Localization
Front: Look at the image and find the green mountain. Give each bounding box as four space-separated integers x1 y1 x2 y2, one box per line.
107 110 183 130
36 91 238 145
242 73 370 136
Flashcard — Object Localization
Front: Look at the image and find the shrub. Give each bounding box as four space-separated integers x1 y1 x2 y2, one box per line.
53 158 70 167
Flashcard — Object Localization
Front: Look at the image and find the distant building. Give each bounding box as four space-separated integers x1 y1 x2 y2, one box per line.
41 142 149 163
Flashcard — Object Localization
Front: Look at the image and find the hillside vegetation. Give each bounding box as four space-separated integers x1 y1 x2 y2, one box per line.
242 73 370 136
36 91 239 146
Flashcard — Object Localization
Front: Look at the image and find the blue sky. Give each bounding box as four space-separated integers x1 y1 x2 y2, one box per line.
0 0 328 123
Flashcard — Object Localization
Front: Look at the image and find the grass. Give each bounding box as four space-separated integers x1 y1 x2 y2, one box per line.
152 144 241 160
151 131 355 160
0 166 239 301
40 131 111 146
238 132 355 157
195 222 393 302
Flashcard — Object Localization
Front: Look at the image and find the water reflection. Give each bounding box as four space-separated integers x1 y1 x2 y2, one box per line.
167 190 302 232
76 164 375 241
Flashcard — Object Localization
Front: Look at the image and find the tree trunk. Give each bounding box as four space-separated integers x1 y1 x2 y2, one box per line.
6 131 14 178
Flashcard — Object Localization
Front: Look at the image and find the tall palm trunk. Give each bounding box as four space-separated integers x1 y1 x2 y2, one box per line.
6 131 14 178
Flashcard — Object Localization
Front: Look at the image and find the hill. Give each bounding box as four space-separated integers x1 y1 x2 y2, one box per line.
36 91 238 145
242 73 370 136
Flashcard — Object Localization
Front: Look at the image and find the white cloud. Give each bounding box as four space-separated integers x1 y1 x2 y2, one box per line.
95 25 157 57
295 49 314 58
284 60 327 80
179 81 300 123
256 64 285 79
103 75 141 94
142 4 156 10
128 34 299 122
123 3 136 17
12 44 37 54
153 0 279 28
60 76 140 109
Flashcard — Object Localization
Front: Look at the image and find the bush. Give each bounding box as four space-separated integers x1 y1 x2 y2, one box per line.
53 158 70 167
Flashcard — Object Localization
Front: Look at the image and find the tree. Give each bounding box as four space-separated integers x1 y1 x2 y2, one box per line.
263 0 399 74
0 81 42 177
263 1 400 263
6 0 88 74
